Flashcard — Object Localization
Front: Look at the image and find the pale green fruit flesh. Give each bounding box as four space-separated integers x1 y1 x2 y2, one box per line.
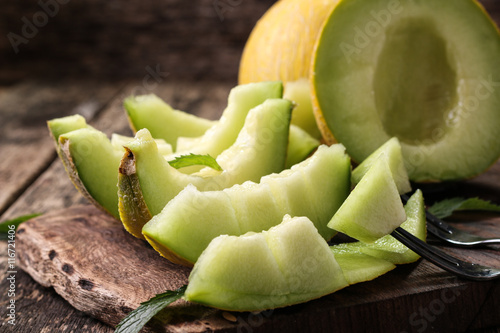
351 137 411 194
47 114 89 143
184 215 348 311
123 94 215 151
119 98 293 237
110 133 173 156
142 144 350 264
175 81 283 154
330 245 396 285
59 128 123 218
286 124 320 169
283 78 321 139
328 156 406 243
355 190 427 264
313 0 500 182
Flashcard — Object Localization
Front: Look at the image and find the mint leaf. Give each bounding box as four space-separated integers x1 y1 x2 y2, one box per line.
428 197 500 219
0 213 42 240
168 154 222 171
115 285 187 333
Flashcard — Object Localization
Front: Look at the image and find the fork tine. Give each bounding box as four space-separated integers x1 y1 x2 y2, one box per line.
391 227 500 281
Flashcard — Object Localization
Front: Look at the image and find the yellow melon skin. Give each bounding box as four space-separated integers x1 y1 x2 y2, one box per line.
239 0 340 85
239 0 500 181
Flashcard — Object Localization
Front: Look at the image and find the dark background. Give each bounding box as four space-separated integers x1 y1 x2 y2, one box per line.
0 0 278 85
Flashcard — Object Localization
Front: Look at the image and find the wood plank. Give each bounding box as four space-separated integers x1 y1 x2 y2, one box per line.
0 80 124 216
14 203 500 333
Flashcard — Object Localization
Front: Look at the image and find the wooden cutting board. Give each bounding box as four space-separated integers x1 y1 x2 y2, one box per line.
16 203 500 332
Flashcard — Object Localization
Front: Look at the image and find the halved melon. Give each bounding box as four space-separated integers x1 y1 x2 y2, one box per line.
239 0 500 182
312 0 500 181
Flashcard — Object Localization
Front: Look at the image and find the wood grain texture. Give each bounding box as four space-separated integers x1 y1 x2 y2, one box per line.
14 202 500 333
0 80 123 216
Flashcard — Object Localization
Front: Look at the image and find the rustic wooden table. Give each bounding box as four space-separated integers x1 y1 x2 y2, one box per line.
1 0 500 332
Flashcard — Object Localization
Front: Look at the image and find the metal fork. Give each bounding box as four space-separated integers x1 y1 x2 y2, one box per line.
401 194 500 247
391 227 500 281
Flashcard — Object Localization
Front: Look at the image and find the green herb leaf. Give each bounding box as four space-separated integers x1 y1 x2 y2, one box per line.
115 285 187 333
168 153 222 171
0 213 42 240
428 197 500 219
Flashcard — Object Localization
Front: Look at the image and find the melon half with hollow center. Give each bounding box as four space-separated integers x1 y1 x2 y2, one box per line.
239 0 500 182
312 0 500 182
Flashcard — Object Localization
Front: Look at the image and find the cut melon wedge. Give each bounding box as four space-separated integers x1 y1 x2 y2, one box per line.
287 124 320 169
283 78 322 139
47 114 89 144
175 81 283 154
119 98 293 238
110 133 173 156
184 215 349 311
351 137 411 194
328 155 406 243
124 94 215 151
330 246 396 285
312 0 500 182
142 144 350 265
356 190 427 265
58 128 123 218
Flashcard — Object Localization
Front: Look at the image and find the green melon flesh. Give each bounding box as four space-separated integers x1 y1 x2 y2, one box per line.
175 81 283 154
59 128 123 218
351 137 411 194
142 144 350 265
47 114 89 143
119 98 293 238
328 155 406 243
124 94 215 151
313 0 500 182
184 215 348 311
355 190 427 264
284 78 322 139
330 246 396 285
110 133 173 156
286 124 320 168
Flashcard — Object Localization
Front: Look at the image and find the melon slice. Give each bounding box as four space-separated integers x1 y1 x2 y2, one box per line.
142 144 350 265
351 137 411 194
58 128 123 218
110 133 173 156
184 215 348 311
175 81 283 154
47 114 89 144
356 190 427 265
312 0 500 182
283 78 322 139
119 98 293 238
330 245 396 285
124 94 215 151
328 155 406 243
